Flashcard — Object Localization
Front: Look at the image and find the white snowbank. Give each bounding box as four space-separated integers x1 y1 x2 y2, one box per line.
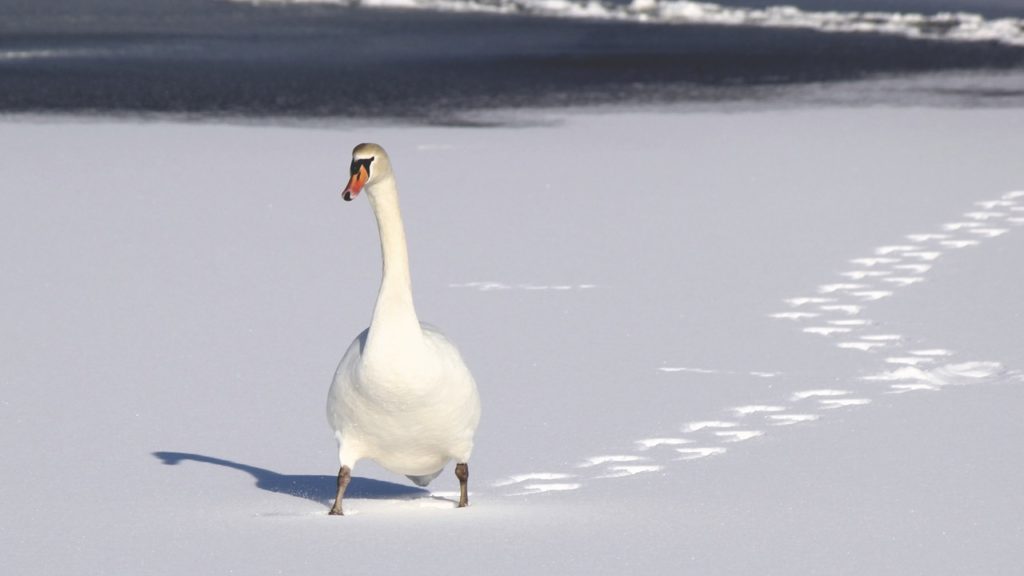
229 0 1024 46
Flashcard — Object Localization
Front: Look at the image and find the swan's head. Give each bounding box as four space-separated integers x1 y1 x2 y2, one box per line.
342 143 392 202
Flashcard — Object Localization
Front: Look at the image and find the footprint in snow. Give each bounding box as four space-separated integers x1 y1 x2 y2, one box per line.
789 389 871 409
730 405 786 416
597 465 664 479
803 326 852 336
819 398 872 409
964 211 1005 220
905 233 949 242
676 447 728 461
836 341 888 351
769 414 821 426
493 472 576 487
828 319 872 326
820 304 862 315
636 438 692 450
791 389 851 401
850 257 899 267
683 420 738 432
715 430 764 443
507 483 583 496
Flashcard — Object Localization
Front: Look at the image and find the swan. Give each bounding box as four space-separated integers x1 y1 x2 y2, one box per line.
326 143 481 515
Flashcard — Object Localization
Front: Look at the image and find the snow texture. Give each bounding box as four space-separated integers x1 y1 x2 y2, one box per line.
228 0 1024 47
2 107 1024 574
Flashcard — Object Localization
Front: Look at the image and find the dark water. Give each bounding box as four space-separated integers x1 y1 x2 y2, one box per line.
2 0 1024 120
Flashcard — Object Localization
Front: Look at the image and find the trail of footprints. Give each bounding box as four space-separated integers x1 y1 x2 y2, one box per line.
775 192 1021 367
494 191 1024 497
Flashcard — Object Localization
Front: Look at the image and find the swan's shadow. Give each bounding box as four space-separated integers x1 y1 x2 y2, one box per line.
152 452 431 506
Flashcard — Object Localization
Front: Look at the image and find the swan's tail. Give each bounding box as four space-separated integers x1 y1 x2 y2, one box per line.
406 469 443 487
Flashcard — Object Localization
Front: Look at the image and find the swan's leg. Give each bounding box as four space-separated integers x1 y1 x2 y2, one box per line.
455 462 469 508
328 465 351 516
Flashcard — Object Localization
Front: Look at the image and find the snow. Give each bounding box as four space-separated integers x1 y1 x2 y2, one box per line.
232 0 1024 46
2 105 1024 574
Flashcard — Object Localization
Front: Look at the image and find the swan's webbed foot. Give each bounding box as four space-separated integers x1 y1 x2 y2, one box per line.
328 465 351 516
455 462 469 508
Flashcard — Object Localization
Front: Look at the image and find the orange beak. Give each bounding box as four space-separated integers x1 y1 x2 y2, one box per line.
342 165 368 201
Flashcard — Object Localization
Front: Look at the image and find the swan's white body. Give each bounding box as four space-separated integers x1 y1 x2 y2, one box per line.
328 324 479 480
327 143 480 493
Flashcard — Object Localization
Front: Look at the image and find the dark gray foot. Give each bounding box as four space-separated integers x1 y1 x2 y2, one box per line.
328 465 351 516
455 462 469 508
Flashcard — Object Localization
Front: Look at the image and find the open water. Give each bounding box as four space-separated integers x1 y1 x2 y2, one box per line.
2 0 1023 119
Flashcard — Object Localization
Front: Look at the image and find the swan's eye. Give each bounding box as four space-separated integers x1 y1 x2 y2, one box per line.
350 157 374 179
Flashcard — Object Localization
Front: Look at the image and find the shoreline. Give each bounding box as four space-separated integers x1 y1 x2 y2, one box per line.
3 68 1024 127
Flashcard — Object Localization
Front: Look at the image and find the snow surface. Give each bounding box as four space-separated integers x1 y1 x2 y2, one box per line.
2 107 1024 574
232 0 1024 46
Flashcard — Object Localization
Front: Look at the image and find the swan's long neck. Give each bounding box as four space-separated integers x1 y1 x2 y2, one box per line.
364 176 424 359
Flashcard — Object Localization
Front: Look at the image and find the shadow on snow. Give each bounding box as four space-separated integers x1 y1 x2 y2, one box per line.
152 451 430 506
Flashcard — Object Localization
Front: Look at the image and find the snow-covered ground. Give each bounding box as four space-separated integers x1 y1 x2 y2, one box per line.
2 107 1023 574
236 0 1024 47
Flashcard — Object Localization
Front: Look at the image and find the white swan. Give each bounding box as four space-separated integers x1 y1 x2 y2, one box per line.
326 143 481 515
